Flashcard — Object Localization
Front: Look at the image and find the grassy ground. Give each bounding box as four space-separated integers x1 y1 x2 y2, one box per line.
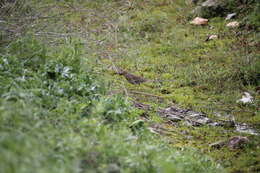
0 0 259 172
0 29 223 173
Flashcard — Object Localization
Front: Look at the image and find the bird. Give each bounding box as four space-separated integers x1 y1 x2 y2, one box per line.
116 69 147 85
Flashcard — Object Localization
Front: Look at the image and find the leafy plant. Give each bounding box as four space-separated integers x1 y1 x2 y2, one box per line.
0 35 222 173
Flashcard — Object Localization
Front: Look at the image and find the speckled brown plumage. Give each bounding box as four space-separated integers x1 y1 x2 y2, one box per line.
117 70 146 85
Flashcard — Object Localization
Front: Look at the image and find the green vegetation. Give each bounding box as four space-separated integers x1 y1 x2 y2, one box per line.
0 0 259 172
0 36 222 173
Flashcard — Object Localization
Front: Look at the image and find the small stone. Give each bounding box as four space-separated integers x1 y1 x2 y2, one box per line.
205 34 218 41
237 92 253 104
202 0 218 7
190 17 209 25
226 21 239 28
227 136 249 150
225 13 237 20
209 34 218 40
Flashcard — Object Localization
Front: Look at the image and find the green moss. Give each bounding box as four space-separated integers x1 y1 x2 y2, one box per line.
1 0 259 172
96 0 259 171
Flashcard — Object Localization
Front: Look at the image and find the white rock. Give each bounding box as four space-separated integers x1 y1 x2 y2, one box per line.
237 92 253 104
209 34 218 40
226 21 239 28
225 13 237 20
190 17 208 25
202 0 218 7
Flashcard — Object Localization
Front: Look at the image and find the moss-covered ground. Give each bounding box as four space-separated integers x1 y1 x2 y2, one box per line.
79 1 260 172
1 0 259 172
